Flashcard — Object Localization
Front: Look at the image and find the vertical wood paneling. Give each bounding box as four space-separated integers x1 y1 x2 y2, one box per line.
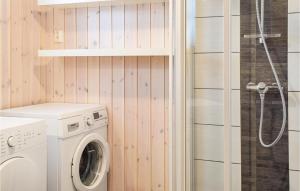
124 4 138 191
112 5 125 191
164 57 169 191
164 3 169 49
76 8 88 103
45 8 54 103
22 0 33 105
137 4 151 191
124 56 138 191
11 0 23 107
53 8 65 102
138 4 150 49
64 8 77 103
5 2 170 191
98 5 114 190
137 57 151 191
0 0 11 109
163 11 169 191
6 0 56 107
151 3 165 49
112 56 125 191
30 0 41 104
40 7 48 103
151 57 165 191
87 7 100 104
151 3 165 191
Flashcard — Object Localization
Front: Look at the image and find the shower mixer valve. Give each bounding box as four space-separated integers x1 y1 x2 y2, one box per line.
246 82 283 99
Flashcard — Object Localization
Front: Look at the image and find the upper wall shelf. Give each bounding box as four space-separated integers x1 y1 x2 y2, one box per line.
38 0 168 7
38 48 170 57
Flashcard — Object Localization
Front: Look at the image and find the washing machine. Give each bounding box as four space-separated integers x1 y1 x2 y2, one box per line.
0 117 47 191
0 103 110 191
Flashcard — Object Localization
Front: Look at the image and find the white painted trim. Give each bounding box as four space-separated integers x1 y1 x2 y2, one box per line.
172 0 186 190
38 48 170 57
168 1 174 191
223 0 232 190
38 0 168 7
185 0 195 190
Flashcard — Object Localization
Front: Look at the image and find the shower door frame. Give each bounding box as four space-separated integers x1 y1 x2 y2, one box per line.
177 0 234 190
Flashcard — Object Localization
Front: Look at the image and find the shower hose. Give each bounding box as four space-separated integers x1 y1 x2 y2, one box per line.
255 0 287 147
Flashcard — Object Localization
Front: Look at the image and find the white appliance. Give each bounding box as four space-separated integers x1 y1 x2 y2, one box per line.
0 103 110 191
0 117 47 191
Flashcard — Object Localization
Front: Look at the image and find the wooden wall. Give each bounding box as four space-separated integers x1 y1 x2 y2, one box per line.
0 0 11 109
0 1 170 191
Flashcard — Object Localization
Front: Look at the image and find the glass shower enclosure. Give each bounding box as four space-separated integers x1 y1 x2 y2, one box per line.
184 0 292 190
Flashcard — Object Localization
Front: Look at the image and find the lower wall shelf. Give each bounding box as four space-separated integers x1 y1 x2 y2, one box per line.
38 48 170 57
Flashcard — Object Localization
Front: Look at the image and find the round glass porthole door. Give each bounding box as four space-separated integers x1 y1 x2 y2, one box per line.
72 133 110 191
80 142 102 186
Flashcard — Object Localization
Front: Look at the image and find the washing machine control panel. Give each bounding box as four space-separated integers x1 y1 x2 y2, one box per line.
0 123 46 158
83 110 108 129
62 109 108 138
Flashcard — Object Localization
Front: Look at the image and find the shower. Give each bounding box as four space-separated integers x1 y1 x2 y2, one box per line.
246 0 287 147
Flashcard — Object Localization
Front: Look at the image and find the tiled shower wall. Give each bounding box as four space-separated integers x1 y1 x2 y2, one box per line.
193 0 300 190
288 0 300 190
240 0 289 189
193 0 241 190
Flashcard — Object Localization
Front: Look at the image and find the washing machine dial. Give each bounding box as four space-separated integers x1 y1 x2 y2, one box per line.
7 136 17 147
86 117 94 127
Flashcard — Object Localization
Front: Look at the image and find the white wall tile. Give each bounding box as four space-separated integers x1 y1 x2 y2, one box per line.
195 160 224 191
196 0 224 17
289 131 300 170
289 92 300 131
195 17 224 53
194 161 241 191
194 124 241 163
231 53 240 90
288 13 300 52
289 0 300 13
288 53 300 91
231 0 240 15
194 125 224 161
194 89 241 127
194 89 224 125
231 90 241 126
290 170 300 191
231 16 240 53
194 53 224 89
232 164 241 191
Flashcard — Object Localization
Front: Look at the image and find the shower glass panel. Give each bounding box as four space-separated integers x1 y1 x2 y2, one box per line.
240 0 289 190
186 0 290 190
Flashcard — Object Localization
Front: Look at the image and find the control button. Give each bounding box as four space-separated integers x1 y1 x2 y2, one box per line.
86 117 94 126
7 136 17 147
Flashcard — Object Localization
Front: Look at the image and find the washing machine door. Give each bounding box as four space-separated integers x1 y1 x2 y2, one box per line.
0 157 39 191
72 133 110 191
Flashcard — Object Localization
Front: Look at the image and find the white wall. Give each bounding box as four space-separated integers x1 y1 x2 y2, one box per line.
288 0 300 190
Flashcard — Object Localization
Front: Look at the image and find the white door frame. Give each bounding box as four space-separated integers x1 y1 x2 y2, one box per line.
171 0 233 190
170 0 186 191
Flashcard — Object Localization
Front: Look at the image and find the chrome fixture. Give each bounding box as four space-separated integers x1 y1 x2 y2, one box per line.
246 0 287 148
243 34 281 44
247 82 283 99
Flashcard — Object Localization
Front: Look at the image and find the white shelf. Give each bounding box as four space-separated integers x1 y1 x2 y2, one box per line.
38 48 170 57
38 0 168 7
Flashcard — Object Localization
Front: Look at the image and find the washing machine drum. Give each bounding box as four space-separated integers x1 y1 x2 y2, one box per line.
72 133 110 191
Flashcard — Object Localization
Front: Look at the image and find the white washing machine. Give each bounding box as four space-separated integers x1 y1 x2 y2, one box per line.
0 117 47 191
0 103 110 191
